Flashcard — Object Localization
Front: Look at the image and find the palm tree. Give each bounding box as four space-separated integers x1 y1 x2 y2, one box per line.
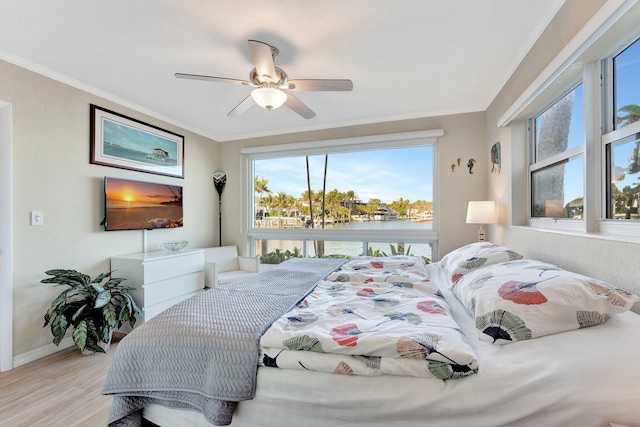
324 189 341 223
320 155 328 228
274 191 294 228
629 138 640 175
390 197 410 217
315 155 328 257
254 175 271 204
305 155 328 257
345 190 358 223
305 157 314 229
254 176 272 257
617 104 640 128
262 193 276 216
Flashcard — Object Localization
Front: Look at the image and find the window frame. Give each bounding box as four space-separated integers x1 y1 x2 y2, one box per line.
240 130 442 258
600 35 640 235
525 32 640 239
500 2 640 243
527 82 586 231
601 119 640 232
609 36 640 132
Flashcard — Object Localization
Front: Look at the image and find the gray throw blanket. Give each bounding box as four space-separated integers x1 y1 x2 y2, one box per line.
103 257 345 426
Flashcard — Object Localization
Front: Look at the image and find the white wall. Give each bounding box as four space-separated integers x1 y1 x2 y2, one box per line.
0 59 219 361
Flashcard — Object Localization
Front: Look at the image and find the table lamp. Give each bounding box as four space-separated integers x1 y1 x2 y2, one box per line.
466 201 497 242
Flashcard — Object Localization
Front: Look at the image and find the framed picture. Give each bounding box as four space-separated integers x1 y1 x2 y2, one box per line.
90 104 184 178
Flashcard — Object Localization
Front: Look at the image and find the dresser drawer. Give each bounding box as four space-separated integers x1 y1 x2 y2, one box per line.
111 249 206 326
142 252 205 283
143 271 204 307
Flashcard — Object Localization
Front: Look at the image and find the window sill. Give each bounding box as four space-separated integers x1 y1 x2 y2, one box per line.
248 227 439 243
512 222 640 245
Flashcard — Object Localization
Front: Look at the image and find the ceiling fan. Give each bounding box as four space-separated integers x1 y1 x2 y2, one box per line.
175 39 353 119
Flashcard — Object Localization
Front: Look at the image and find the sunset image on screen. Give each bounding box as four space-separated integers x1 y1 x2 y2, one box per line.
104 177 183 231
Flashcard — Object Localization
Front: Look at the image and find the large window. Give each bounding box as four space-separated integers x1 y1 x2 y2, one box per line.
529 84 584 219
605 37 640 222
243 131 439 263
253 147 433 229
612 38 640 131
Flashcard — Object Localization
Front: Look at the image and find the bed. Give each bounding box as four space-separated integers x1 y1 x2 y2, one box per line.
103 243 640 427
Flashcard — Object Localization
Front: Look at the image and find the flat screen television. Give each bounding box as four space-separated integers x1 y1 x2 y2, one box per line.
104 176 183 231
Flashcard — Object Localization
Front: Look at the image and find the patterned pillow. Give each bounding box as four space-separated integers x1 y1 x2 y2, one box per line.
341 255 427 272
451 259 640 345
440 242 522 283
326 269 439 294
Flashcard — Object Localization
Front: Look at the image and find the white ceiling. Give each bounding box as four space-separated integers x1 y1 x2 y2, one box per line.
0 0 565 142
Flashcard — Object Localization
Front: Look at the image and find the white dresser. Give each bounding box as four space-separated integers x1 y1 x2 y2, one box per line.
111 249 205 322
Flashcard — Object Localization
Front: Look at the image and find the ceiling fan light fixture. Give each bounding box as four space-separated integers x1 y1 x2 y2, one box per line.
176 40 351 119
251 87 287 111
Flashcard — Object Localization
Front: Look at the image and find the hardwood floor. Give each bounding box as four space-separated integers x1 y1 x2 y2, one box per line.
0 335 122 427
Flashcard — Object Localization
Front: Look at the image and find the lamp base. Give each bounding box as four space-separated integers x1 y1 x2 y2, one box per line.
477 225 485 242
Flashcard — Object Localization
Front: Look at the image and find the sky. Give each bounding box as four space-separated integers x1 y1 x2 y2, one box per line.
106 177 181 204
103 118 178 158
615 38 640 118
255 146 433 204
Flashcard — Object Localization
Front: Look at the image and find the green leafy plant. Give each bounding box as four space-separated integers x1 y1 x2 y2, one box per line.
260 248 302 264
367 247 386 257
42 269 142 353
367 245 430 264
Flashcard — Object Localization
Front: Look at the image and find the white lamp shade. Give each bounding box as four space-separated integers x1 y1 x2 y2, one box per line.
466 201 497 224
251 87 288 110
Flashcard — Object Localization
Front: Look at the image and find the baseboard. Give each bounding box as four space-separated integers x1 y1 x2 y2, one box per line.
13 337 74 368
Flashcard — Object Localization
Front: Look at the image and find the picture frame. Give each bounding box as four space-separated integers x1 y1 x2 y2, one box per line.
90 104 184 178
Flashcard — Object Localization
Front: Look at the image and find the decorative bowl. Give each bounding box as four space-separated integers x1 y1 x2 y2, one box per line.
163 240 188 251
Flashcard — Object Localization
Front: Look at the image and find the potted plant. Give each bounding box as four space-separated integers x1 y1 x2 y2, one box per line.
42 269 142 354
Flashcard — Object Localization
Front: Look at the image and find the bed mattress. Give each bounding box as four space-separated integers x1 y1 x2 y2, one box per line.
142 263 640 427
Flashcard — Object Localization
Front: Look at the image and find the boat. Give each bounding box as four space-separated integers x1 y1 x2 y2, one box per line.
414 213 433 223
372 205 399 221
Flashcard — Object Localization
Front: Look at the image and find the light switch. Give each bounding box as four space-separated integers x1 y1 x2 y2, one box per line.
31 211 43 226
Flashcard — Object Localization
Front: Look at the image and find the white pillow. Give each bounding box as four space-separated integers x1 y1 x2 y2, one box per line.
326 269 439 294
341 255 427 272
451 259 640 344
440 242 522 283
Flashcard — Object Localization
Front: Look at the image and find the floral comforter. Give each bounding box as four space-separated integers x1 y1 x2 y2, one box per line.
259 256 478 380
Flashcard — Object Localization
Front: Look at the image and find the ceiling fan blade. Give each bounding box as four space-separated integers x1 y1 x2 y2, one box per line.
228 95 255 117
248 40 278 83
175 73 253 86
284 93 316 119
285 79 353 91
